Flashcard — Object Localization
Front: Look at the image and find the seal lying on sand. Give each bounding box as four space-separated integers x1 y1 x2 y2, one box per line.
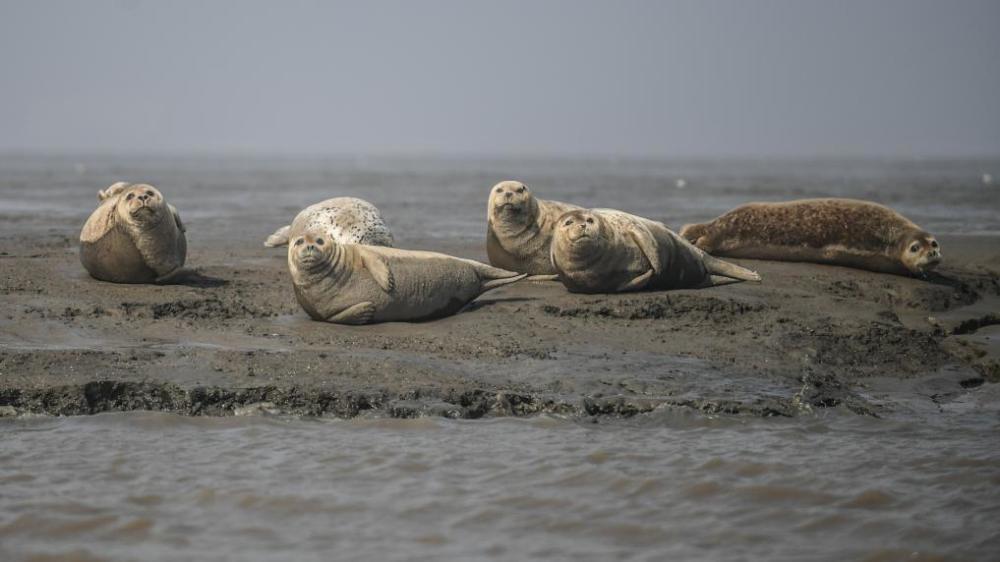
679 198 942 276
288 229 527 324
550 209 761 293
265 197 394 248
80 182 187 283
487 180 581 275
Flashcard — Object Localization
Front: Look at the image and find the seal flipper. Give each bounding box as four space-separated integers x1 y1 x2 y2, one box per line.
617 269 654 292
627 227 662 274
169 204 186 233
264 225 292 247
702 254 761 282
481 272 528 291
98 182 132 202
360 250 395 293
328 302 376 325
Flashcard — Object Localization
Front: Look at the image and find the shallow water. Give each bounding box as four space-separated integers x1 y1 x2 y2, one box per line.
2 155 1000 561
2 155 999 243
2 405 999 562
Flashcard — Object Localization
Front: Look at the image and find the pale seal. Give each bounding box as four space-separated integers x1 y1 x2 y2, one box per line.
80 182 187 283
678 198 942 276
550 208 761 293
265 197 394 248
288 229 527 324
486 180 581 275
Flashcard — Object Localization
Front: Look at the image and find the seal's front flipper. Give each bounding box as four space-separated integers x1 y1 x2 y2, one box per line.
616 269 654 292
628 227 662 274
264 225 292 247
703 255 761 282
168 204 186 233
328 302 377 325
360 251 395 293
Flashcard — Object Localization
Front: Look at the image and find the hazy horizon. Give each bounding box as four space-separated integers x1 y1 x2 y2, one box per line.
2 0 998 159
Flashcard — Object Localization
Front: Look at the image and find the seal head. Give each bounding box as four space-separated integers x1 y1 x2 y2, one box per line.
489 180 539 225
899 231 942 274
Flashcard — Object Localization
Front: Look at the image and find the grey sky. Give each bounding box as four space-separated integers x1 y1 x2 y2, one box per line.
1 0 998 158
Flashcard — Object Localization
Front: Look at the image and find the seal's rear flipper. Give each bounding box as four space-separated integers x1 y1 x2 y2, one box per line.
703 255 761 282
481 272 528 292
525 274 559 282
264 225 291 247
702 275 745 288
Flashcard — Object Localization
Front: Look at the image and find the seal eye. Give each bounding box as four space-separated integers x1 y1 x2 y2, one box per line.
495 187 503 193
564 219 573 226
586 218 594 224
516 186 526 193
295 238 304 246
146 190 154 197
126 193 134 200
316 238 324 246
910 243 920 253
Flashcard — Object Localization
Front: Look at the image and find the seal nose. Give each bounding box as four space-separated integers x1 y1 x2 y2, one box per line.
504 192 512 199
138 194 149 202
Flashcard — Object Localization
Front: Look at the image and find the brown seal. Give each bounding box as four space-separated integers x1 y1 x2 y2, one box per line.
486 180 581 275
288 229 527 324
550 208 761 293
80 182 187 283
679 198 941 276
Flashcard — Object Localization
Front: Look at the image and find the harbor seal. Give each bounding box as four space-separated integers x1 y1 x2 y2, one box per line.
678 198 942 276
265 197 394 248
486 180 581 275
288 229 527 324
80 182 187 283
550 208 761 293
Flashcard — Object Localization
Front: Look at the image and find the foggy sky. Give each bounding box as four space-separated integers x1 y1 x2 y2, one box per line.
1 0 998 158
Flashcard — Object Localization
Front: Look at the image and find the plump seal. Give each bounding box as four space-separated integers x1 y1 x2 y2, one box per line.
265 197 393 248
80 182 187 283
288 229 527 324
678 198 942 276
486 180 581 275
550 208 761 294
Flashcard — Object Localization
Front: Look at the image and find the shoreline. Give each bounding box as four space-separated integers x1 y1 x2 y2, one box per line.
2 231 998 419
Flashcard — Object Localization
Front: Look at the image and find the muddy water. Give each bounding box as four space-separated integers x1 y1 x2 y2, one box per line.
2 404 999 562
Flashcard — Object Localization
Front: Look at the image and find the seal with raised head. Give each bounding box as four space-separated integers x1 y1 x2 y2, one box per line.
288 229 527 324
486 180 581 275
678 198 942 276
550 208 761 293
80 182 187 283
265 197 393 248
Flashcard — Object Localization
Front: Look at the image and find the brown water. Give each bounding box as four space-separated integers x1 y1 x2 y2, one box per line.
2 402 999 561
2 155 1000 560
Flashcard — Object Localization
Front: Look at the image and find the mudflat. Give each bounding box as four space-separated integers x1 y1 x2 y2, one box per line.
2 227 998 418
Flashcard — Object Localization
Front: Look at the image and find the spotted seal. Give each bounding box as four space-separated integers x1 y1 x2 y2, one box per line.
265 197 394 248
80 182 186 283
551 208 761 293
288 229 527 324
486 180 581 275
679 198 942 276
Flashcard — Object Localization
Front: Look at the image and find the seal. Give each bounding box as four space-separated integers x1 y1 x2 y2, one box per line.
486 180 581 275
265 197 394 248
678 198 942 276
288 229 528 324
80 182 187 283
550 208 761 293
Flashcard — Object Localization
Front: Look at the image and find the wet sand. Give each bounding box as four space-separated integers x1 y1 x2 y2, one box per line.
2 228 998 419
